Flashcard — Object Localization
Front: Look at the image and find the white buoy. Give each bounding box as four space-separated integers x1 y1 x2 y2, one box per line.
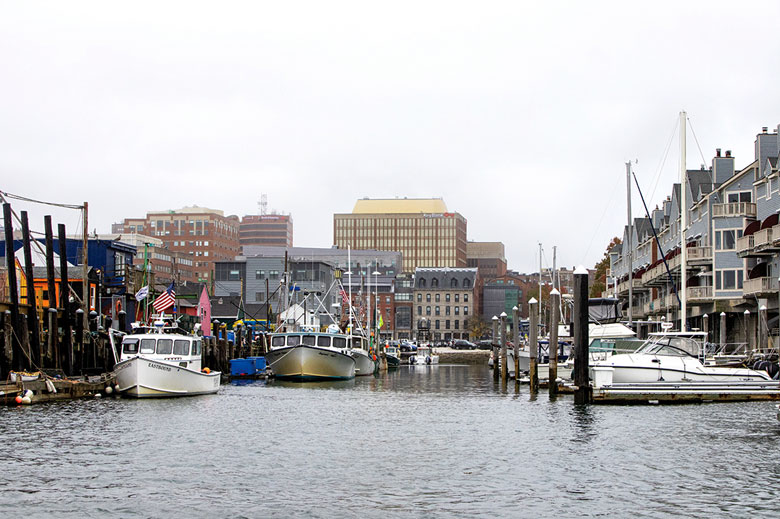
23 389 33 398
104 385 113 395
94 393 102 398
21 396 32 405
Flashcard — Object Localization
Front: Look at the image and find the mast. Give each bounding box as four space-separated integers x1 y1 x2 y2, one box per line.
538 243 542 334
626 161 633 328
347 245 352 333
82 201 89 332
680 111 688 331
367 258 372 345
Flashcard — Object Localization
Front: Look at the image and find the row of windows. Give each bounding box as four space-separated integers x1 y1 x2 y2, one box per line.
416 305 469 316
417 293 469 303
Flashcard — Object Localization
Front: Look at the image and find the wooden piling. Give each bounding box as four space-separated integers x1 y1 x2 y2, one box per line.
3 203 22 371
491 315 499 382
44 216 59 367
548 289 560 396
21 211 42 368
75 308 84 374
573 266 591 404
512 305 520 389
3 311 13 376
528 298 539 393
58 223 73 375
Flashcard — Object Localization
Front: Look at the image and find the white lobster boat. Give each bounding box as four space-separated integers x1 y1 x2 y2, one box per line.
266 332 356 381
115 323 221 398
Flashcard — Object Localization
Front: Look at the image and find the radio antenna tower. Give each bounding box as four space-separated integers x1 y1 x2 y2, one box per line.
259 193 268 215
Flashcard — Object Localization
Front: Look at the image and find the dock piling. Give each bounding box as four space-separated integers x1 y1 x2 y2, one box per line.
3 203 22 371
58 223 73 376
528 298 539 393
500 312 508 387
549 289 559 396
512 305 519 390
573 266 592 404
21 211 42 368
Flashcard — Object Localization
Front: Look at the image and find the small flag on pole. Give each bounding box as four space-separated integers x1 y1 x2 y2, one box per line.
152 282 176 313
340 289 349 306
135 285 149 302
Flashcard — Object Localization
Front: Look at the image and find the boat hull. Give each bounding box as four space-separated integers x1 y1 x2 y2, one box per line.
350 349 376 376
591 354 771 384
115 357 221 398
386 354 401 369
266 345 356 381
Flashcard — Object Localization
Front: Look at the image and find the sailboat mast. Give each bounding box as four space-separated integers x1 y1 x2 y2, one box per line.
538 243 542 334
680 111 688 331
348 245 352 333
626 161 633 328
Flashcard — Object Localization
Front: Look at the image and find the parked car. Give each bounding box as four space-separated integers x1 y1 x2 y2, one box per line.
400 341 417 352
476 340 493 350
452 339 476 350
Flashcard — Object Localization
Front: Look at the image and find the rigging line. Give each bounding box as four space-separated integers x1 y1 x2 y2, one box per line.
0 190 84 210
581 167 623 264
649 117 680 204
687 116 716 188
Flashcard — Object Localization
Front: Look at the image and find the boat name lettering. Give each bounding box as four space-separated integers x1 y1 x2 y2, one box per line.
149 363 172 372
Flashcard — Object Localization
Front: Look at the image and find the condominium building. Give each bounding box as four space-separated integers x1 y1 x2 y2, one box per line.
239 214 293 247
333 197 467 273
115 206 240 284
607 125 780 345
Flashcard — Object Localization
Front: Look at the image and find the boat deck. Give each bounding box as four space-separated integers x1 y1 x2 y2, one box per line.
590 380 780 404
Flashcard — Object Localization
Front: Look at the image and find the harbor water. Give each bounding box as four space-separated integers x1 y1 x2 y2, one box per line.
2 364 780 518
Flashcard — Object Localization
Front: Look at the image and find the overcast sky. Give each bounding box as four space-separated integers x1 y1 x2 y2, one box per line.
2 1 780 273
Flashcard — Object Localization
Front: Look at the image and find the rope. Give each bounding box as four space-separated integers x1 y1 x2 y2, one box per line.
0 190 83 210
649 117 679 203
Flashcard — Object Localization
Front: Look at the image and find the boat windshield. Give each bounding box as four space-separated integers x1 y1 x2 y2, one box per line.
636 336 700 357
156 339 173 355
271 336 286 347
287 335 300 346
173 340 190 355
140 339 156 354
192 340 201 355
333 337 346 348
317 336 331 347
302 335 316 346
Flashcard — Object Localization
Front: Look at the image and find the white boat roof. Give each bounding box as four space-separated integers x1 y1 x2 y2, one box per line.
589 323 636 339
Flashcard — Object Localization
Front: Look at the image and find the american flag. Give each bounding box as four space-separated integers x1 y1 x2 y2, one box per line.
340 288 349 306
153 282 176 313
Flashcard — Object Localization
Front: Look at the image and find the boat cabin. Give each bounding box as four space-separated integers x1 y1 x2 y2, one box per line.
270 332 368 351
120 334 204 371
636 332 708 358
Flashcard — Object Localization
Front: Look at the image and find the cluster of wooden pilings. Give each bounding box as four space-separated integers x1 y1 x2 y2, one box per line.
492 268 593 403
200 331 268 377
1 203 113 380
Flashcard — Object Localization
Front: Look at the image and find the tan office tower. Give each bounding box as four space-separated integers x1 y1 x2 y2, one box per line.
333 197 467 273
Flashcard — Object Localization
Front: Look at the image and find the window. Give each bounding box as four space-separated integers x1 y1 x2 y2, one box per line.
173 340 190 355
464 294 469 302
445 293 450 303
455 294 460 303
140 339 156 354
192 340 201 356
435 320 440 330
454 319 459 330
426 306 431 316
156 339 173 355
229 270 240 281
464 306 469 316
715 229 742 250
256 270 265 279
727 191 752 203
417 293 422 302
255 292 265 302
435 294 440 302
317 336 331 347
122 338 139 354
418 306 422 315
333 337 346 348
426 294 431 302
463 278 471 288
446 306 451 315
432 278 439 288
418 278 427 288
435 306 440 316
446 319 450 329
455 306 460 315
715 269 744 290
450 278 458 288
270 270 279 279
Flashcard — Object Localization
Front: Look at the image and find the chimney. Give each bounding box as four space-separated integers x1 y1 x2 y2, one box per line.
763 127 768 133
716 148 721 157
725 150 731 157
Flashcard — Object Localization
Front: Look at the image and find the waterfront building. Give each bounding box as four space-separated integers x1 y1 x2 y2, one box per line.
482 280 523 323
239 214 293 247
467 241 507 279
115 206 240 284
606 124 780 344
333 197 467 273
413 267 478 341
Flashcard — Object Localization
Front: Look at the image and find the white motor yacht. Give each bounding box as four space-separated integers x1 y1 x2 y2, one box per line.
115 322 221 398
589 332 771 384
409 344 439 365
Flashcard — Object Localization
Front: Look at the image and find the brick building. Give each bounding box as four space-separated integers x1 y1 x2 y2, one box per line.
413 267 478 341
240 214 293 248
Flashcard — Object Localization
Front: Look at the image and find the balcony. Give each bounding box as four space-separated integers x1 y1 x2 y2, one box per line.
743 277 778 297
712 202 756 218
736 234 754 257
754 227 777 251
687 286 713 303
616 278 647 296
686 246 712 265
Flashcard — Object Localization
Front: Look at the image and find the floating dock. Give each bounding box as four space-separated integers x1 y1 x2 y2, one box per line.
1 373 117 406
591 380 780 404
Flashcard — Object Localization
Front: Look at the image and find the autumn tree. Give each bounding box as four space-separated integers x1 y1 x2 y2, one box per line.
590 236 622 297
466 315 490 340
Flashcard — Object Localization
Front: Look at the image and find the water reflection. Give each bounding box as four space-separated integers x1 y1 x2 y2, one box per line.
570 403 598 444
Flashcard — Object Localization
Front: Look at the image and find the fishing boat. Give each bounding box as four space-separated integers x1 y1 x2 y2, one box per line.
345 335 377 376
265 331 356 381
409 344 439 365
589 331 771 383
114 321 221 397
385 343 401 369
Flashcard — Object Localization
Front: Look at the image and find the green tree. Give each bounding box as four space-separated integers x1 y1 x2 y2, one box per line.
590 236 622 297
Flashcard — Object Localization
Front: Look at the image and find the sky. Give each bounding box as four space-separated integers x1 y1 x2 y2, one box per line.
2 1 780 273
